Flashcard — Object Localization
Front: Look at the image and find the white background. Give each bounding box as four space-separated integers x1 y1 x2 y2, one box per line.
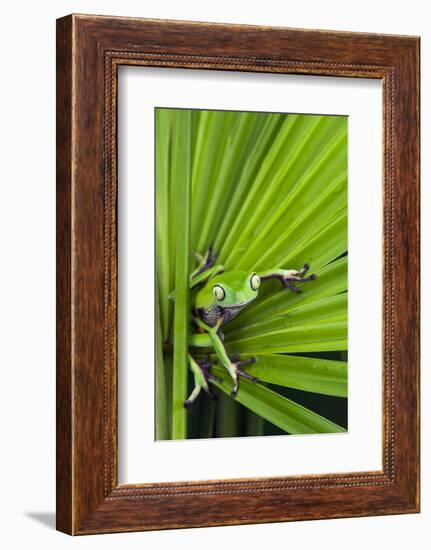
118 67 382 483
0 1 428 549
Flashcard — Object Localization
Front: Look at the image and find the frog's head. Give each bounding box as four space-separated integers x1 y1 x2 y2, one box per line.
210 271 260 308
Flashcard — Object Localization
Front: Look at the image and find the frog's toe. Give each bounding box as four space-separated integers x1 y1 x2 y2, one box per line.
282 281 302 293
207 372 222 384
184 386 201 409
230 376 240 397
184 383 202 408
237 368 258 384
236 356 256 367
207 386 218 401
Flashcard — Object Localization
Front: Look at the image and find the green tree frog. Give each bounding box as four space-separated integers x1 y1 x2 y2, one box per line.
184 247 316 407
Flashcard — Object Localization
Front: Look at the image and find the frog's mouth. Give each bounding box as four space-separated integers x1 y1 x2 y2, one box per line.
221 299 255 322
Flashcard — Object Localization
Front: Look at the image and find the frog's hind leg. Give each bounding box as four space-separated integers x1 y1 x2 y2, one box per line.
184 354 221 408
193 317 259 398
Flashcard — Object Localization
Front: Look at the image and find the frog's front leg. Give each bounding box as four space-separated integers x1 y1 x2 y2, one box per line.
191 245 218 278
190 245 224 289
191 317 258 397
258 263 316 293
184 354 222 408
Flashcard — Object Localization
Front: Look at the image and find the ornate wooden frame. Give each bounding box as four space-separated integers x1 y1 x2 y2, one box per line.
56 14 420 535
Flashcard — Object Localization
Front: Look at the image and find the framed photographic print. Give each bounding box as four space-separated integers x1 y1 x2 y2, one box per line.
56 14 420 534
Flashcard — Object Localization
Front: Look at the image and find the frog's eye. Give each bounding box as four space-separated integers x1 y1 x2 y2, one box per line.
250 273 261 291
213 285 225 301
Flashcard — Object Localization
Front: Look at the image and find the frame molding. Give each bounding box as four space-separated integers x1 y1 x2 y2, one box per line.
57 14 420 534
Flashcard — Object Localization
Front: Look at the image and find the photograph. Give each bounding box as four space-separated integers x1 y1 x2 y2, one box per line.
155 107 348 440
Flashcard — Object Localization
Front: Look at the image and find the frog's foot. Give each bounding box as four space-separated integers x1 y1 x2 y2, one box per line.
200 357 223 387
229 355 258 397
193 245 218 276
282 263 316 293
184 356 221 408
190 246 224 289
260 264 316 293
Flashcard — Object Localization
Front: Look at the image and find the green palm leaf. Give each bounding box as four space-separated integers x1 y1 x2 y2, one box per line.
227 293 347 340
211 366 344 434
170 109 192 439
244 354 347 397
